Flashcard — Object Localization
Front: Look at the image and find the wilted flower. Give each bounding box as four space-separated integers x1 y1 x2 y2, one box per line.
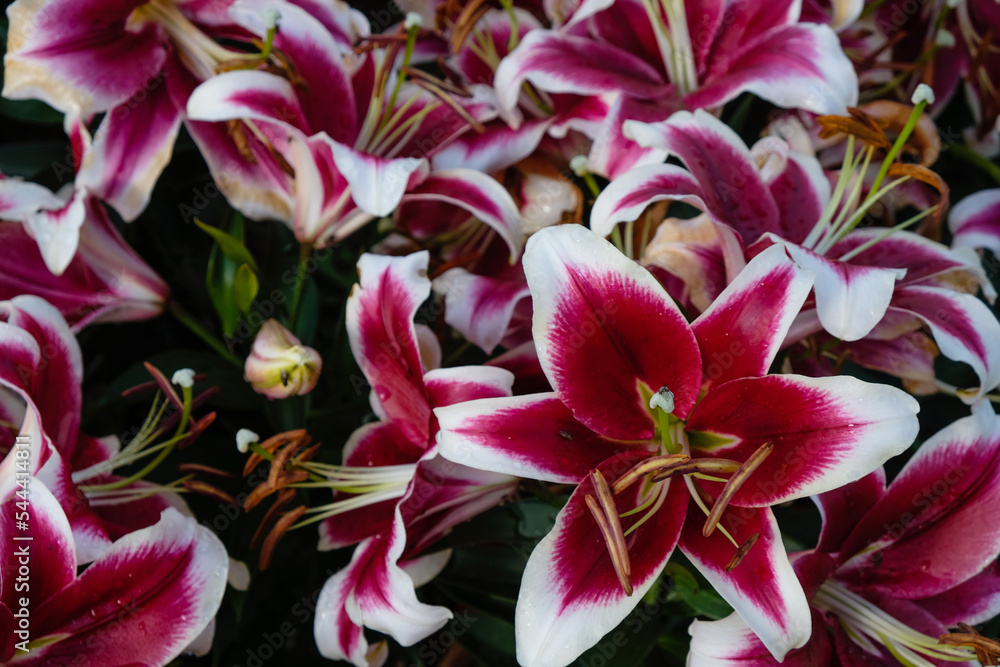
244 319 322 399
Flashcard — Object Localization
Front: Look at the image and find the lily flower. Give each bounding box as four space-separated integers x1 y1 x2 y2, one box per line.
591 107 1000 403
185 1 522 249
435 224 920 667
688 400 1000 666
0 473 228 666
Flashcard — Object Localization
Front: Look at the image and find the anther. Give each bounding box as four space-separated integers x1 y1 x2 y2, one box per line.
725 532 760 572
586 469 632 596
703 442 774 538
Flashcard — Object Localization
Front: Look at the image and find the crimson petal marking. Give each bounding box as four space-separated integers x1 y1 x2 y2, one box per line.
29 508 227 667
844 332 937 392
687 24 858 115
586 94 674 180
687 608 834 667
515 453 686 667
692 244 813 387
399 169 524 262
915 561 1000 626
687 374 918 506
949 188 1000 256
0 295 83 456
680 504 811 662
890 285 1000 402
837 407 1000 599
624 111 782 240
779 239 905 341
76 84 183 222
436 393 633 483
187 69 311 132
347 252 432 444
766 151 831 243
590 163 707 238
494 30 665 114
0 479 75 614
3 0 168 114
812 469 886 554
35 445 112 564
830 229 975 285
433 268 531 355
523 225 703 438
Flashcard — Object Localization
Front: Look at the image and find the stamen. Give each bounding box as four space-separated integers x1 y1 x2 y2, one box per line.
940 624 1000 666
259 504 307 570
725 532 760 572
612 454 689 493
585 470 633 596
703 442 773 537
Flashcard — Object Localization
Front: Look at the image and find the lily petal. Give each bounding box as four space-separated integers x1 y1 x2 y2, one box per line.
433 268 531 355
589 164 706 238
515 453 687 667
949 188 1000 256
523 224 703 438
436 392 630 483
687 374 919 506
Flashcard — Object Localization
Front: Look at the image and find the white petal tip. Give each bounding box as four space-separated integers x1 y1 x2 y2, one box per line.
236 428 259 454
172 368 196 388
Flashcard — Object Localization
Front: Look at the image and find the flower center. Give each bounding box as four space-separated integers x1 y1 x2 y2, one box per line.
642 0 698 96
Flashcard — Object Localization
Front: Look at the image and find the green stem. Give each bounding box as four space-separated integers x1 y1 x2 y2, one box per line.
287 243 313 327
949 143 1000 186
168 300 242 367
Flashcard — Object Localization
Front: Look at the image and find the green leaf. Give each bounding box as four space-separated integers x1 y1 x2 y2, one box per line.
206 243 241 337
195 219 259 272
0 141 70 179
233 263 259 315
662 563 732 620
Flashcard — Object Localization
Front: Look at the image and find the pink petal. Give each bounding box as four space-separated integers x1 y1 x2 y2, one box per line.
328 138 429 217
831 229 977 286
494 30 664 114
76 83 183 222
524 225 703 439
435 392 633 483
765 151 831 243
890 285 1000 402
780 239 905 341
687 608 833 666
423 366 514 409
0 479 75 615
692 244 813 387
3 0 168 114
589 164 707 238
687 374 919 506
949 188 1000 256
431 119 552 174
187 69 311 132
812 469 885 554
29 508 227 666
347 252 433 445
399 169 523 261
0 178 65 219
837 405 1000 599
916 561 1000 626
433 267 531 354
680 503 811 661
687 24 858 115
624 111 781 241
586 94 673 180
515 453 687 667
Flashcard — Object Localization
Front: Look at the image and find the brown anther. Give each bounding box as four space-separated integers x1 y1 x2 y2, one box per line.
177 463 238 479
939 623 1000 666
816 109 893 150
885 162 950 236
703 442 774 538
259 504 307 570
585 480 632 596
243 429 309 477
449 0 492 54
182 479 237 505
227 120 257 164
725 532 760 572
250 488 297 550
860 100 941 166
292 443 322 465
648 459 744 484
612 454 690 494
177 411 217 449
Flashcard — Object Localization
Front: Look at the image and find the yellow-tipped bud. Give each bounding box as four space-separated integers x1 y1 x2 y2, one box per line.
244 319 322 399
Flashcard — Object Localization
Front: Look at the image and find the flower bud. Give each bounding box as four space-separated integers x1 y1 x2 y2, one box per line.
244 319 322 399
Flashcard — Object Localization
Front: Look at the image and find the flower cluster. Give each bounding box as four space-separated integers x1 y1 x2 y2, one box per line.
1 0 999 666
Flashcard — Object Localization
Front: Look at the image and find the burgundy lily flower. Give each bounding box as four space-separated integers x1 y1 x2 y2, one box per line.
591 108 1000 402
0 473 228 666
290 252 517 665
688 400 1000 666
435 224 920 666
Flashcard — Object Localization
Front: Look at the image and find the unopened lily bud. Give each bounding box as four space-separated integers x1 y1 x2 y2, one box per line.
244 319 322 399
